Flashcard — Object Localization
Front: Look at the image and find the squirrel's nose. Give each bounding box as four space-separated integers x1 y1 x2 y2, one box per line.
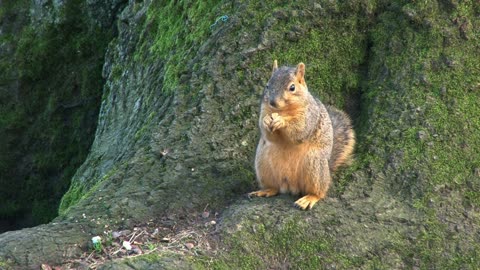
269 100 277 108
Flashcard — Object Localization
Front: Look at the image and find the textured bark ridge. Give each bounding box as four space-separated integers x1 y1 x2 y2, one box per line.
0 0 479 269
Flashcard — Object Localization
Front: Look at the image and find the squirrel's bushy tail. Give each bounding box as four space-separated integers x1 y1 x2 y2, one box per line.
326 106 355 172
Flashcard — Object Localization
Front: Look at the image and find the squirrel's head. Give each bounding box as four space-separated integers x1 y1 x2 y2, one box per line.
264 60 308 110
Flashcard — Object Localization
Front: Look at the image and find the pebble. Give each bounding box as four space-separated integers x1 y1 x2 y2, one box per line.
474 168 480 177
185 242 195 249
417 130 427 140
160 237 170 243
132 246 143 254
440 86 447 96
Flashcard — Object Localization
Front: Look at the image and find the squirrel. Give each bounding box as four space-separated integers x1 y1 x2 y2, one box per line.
248 60 355 210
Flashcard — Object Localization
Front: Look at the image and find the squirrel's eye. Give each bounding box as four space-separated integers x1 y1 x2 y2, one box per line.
289 84 295 92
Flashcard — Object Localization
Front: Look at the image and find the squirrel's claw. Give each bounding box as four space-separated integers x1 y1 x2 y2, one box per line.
248 189 279 198
294 195 322 210
270 119 284 132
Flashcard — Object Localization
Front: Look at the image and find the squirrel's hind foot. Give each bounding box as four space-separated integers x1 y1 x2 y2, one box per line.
294 194 324 210
248 188 279 199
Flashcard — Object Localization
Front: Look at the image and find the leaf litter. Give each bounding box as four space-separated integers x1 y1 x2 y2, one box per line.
42 209 220 269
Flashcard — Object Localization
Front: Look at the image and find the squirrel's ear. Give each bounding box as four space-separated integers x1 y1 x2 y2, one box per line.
295 62 305 83
272 60 278 75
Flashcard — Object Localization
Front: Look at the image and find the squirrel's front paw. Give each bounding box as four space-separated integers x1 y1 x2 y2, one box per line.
262 115 274 131
263 113 285 132
270 113 285 132
263 115 273 132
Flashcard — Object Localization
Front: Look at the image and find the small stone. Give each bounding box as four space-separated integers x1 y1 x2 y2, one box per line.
403 7 416 21
390 129 401 138
273 10 287 20
160 237 170 243
285 31 299 42
185 242 195 249
474 168 480 177
440 86 447 96
112 231 121 239
417 131 427 141
459 21 470 40
445 58 456 68
132 246 143 254
420 74 430 85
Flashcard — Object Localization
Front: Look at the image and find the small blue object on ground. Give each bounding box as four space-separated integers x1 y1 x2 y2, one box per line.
210 15 229 30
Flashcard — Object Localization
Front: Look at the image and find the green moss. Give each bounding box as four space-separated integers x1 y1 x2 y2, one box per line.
130 253 163 263
134 111 156 141
408 195 480 269
0 259 13 270
363 0 480 199
59 165 119 215
206 218 363 270
107 252 192 269
58 181 86 216
135 0 225 93
351 0 480 268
